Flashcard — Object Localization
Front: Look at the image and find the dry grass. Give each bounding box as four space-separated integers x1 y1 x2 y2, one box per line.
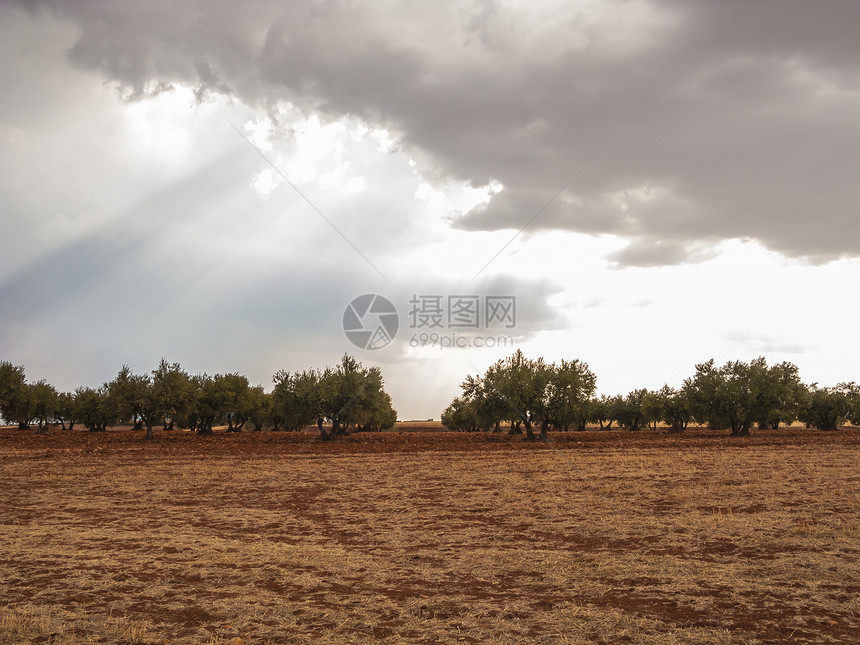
0 432 858 643
0 605 149 644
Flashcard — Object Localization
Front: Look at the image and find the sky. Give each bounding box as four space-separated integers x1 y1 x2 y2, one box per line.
1 0 859 420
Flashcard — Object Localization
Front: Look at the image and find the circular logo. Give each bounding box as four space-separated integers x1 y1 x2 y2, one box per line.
343 294 399 350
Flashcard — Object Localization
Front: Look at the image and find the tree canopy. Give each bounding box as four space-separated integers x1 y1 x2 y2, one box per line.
443 350 597 440
0 355 396 441
442 353 857 437
3 353 858 439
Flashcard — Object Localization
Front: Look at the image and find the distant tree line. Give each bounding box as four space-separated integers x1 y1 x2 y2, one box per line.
442 350 860 437
0 355 396 441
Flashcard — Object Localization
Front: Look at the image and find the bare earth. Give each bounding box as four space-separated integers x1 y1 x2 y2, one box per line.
1 426 858 644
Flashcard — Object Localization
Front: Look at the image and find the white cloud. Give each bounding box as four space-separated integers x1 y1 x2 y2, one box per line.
0 125 29 150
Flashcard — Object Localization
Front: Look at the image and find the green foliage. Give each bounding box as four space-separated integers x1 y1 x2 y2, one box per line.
798 383 854 430
2 356 397 440
639 390 664 431
442 350 597 440
685 357 804 436
28 380 59 432
215 373 255 432
4 352 857 443
193 373 222 435
364 390 397 431
72 386 113 432
107 366 160 438
271 369 321 431
591 395 617 430
441 396 480 432
0 361 29 428
460 374 506 431
756 362 809 429
658 385 693 433
0 364 58 431
269 356 396 439
55 392 76 431
613 388 648 431
316 355 397 440
152 359 193 431
245 386 269 431
443 353 813 440
546 359 598 431
848 385 860 426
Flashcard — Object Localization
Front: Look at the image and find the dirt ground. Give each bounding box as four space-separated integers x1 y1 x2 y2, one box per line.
1 426 858 644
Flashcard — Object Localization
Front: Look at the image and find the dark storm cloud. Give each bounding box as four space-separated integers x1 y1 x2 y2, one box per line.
12 0 860 265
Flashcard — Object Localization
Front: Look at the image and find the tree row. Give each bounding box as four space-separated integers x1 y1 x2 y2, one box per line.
0 355 396 440
442 351 860 437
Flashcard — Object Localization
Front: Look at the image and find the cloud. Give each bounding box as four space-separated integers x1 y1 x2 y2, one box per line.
0 125 29 150
722 332 809 356
15 0 860 267
607 237 719 267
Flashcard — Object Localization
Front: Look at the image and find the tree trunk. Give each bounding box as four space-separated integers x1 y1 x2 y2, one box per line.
319 418 338 441
524 418 536 441
668 420 684 434
144 420 153 440
537 418 549 440
731 420 751 437
820 416 838 430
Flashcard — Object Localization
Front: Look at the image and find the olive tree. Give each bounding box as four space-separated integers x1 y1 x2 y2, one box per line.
443 350 596 440
108 366 161 439
152 359 194 431
0 361 29 428
441 396 480 432
317 355 396 441
658 385 694 433
545 359 597 431
798 383 853 430
271 369 318 431
29 380 59 432
685 358 804 437
73 386 114 432
613 389 648 431
55 392 77 431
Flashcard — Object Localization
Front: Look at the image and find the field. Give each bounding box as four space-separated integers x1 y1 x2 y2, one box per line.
1 426 859 644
